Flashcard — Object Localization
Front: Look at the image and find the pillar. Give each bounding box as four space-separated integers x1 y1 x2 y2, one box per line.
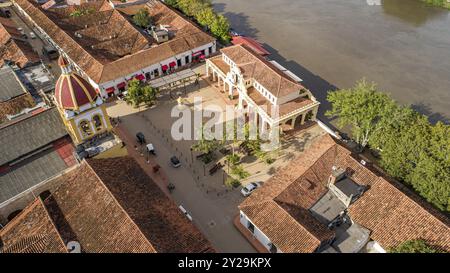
228 83 233 97
238 95 243 109
301 113 306 125
312 107 318 121
206 63 209 77
290 116 297 127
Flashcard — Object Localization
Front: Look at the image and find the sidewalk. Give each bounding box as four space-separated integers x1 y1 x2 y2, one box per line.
113 124 171 197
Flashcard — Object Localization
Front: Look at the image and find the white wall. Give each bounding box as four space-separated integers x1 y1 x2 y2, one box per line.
239 211 281 253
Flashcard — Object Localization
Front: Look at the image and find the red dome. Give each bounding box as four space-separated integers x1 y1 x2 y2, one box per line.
55 73 98 110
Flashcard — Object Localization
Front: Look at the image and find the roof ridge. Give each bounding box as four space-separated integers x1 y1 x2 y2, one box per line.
37 197 68 253
0 198 40 236
84 158 157 252
28 0 105 81
0 106 52 130
270 200 323 246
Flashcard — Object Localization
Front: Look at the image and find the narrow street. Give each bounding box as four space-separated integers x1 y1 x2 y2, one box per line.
111 111 256 253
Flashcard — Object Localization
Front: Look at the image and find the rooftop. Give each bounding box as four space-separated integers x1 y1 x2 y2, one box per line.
0 157 215 253
239 134 450 253
0 107 68 166
221 44 305 98
13 0 215 84
0 17 40 68
0 65 27 102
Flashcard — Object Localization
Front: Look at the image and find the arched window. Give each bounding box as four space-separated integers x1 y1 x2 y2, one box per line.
79 120 93 138
92 115 103 132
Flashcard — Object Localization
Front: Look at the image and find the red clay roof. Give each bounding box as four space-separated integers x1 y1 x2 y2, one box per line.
231 36 270 56
0 199 68 253
0 156 214 253
239 134 450 252
55 70 98 110
13 0 215 84
0 18 39 68
221 44 304 98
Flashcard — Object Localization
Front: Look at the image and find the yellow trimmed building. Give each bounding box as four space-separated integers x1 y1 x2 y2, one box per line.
54 56 112 145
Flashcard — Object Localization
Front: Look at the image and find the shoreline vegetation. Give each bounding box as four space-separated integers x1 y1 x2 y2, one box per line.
164 0 231 43
421 0 450 9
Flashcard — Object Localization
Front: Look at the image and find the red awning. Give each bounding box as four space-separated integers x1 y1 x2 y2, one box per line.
105 87 115 94
135 74 145 81
169 61 176 67
161 65 168 71
199 55 206 60
117 82 126 89
192 51 203 57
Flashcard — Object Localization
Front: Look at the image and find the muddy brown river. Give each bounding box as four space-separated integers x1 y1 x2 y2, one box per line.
212 0 450 124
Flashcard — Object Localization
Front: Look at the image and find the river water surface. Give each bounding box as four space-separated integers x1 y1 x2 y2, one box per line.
212 0 450 123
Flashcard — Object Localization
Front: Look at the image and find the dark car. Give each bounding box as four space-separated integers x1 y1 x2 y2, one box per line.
170 156 181 168
136 132 146 144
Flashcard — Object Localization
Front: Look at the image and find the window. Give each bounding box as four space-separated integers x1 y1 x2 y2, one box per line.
247 221 255 234
185 55 190 64
79 120 93 138
92 115 103 132
177 59 182 67
269 243 278 253
208 46 213 55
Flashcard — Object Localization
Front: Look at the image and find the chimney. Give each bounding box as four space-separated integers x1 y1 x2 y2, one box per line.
328 166 346 185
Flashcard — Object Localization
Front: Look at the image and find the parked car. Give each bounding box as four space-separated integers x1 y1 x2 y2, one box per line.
241 182 262 197
146 143 155 155
136 132 146 144
86 147 101 158
29 32 36 39
178 205 192 221
170 156 181 168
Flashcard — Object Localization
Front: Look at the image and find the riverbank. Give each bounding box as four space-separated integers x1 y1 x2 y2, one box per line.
421 0 450 9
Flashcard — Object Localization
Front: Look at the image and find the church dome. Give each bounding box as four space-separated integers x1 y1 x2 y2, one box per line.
55 56 98 110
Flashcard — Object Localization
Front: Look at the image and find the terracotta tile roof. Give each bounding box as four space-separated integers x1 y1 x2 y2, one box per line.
0 199 68 253
348 178 450 252
221 44 304 98
13 0 215 84
239 134 450 252
0 93 35 123
0 18 39 68
247 86 314 118
0 157 214 253
231 36 270 56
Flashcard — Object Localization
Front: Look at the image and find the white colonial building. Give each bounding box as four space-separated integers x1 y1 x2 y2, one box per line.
206 44 320 133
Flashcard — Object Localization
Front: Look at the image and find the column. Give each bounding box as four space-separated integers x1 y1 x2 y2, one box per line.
301 113 306 125
228 83 233 97
312 107 318 121
238 95 243 109
206 62 209 77
290 116 297 128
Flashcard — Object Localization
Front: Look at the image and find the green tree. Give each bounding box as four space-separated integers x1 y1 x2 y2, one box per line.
191 126 223 154
326 79 397 150
142 85 158 107
196 7 216 28
125 79 144 108
177 0 211 17
210 14 231 43
389 239 439 253
133 8 151 28
164 0 179 7
125 79 158 108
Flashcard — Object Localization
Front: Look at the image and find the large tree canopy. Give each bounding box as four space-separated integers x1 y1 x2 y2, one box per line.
326 79 397 149
165 0 231 43
389 239 439 253
327 79 450 212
